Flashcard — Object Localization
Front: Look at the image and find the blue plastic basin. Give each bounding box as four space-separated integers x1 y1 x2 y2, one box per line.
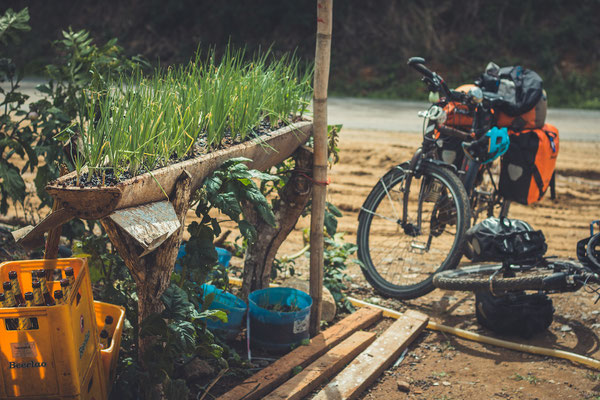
248 287 312 352
201 284 247 340
175 245 232 272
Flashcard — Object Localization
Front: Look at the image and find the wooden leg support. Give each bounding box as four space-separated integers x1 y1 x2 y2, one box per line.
240 146 314 300
101 171 193 362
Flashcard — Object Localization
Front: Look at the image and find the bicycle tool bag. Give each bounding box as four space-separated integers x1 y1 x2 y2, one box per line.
498 123 559 205
475 291 554 338
463 217 547 262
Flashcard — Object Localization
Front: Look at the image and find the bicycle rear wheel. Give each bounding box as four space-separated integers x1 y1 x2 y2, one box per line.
433 260 587 292
357 162 471 299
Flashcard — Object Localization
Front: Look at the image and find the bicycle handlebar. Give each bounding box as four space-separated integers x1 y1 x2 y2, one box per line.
407 57 464 102
407 57 435 80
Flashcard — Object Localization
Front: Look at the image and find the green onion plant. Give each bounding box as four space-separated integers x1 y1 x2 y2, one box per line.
72 46 313 183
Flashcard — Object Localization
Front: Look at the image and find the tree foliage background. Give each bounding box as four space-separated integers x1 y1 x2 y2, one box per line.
4 0 600 107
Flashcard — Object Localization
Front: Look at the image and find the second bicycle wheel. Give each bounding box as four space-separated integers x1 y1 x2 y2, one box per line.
433 260 587 292
357 162 471 299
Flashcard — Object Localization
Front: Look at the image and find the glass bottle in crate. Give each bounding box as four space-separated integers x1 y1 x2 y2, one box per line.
23 291 39 329
102 315 114 346
34 269 55 306
65 266 75 287
2 282 19 330
9 271 25 305
31 280 45 307
60 278 71 300
99 330 109 349
54 290 65 305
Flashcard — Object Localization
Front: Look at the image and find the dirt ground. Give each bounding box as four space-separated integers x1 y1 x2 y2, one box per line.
265 129 600 400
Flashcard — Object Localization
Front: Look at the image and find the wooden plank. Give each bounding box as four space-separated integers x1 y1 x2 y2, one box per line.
217 307 382 400
264 331 376 400
15 208 74 250
312 310 429 400
108 201 180 257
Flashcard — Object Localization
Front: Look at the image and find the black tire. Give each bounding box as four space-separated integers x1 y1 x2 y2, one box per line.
433 260 586 292
357 162 471 299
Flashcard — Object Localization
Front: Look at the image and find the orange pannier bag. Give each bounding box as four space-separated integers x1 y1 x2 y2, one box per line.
499 123 559 205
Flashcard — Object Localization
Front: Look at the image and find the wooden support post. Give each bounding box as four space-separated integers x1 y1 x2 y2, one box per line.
241 146 314 299
101 171 192 363
44 165 69 259
310 0 333 336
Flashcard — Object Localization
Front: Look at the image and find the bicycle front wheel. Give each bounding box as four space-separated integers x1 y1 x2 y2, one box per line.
357 162 471 299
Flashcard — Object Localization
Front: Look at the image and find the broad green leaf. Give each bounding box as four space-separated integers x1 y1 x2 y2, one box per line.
324 210 338 237
247 169 280 182
168 320 196 353
326 202 343 218
238 220 257 243
204 175 223 196
161 284 194 320
0 161 25 203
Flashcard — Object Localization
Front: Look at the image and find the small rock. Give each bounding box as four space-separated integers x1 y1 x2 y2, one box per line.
254 359 270 367
433 382 440 386
182 358 215 380
369 297 381 305
560 324 572 332
397 380 410 392
548 379 556 384
442 381 451 386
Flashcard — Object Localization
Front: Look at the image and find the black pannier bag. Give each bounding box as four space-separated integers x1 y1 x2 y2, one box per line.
475 291 554 338
463 217 547 262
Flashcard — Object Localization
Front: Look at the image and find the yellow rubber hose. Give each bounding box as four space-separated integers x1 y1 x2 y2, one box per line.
228 276 600 369
347 296 600 370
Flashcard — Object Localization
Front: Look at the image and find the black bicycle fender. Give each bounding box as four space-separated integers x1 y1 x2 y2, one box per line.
423 158 458 173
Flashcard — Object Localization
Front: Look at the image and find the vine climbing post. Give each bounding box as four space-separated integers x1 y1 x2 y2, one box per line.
310 0 333 336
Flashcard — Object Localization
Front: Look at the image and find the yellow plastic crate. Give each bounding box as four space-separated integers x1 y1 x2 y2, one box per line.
0 352 108 400
93 301 125 395
0 258 101 398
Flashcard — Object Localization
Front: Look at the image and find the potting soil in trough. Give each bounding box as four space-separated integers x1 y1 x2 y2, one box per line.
60 117 298 188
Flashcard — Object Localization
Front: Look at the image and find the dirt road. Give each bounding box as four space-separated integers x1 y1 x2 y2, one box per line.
276 129 600 399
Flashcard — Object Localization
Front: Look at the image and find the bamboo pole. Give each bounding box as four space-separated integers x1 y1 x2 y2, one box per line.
310 0 333 336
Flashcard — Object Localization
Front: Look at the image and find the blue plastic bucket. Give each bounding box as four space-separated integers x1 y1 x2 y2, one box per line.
201 284 247 339
175 245 232 272
248 287 312 352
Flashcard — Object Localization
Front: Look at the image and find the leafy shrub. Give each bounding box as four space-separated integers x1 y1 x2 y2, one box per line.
0 7 143 215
